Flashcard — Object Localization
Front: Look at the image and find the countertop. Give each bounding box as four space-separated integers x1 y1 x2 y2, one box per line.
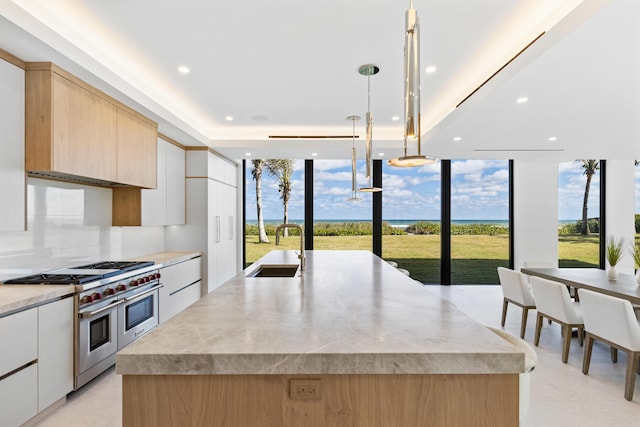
128 251 201 268
116 250 524 376
0 285 74 317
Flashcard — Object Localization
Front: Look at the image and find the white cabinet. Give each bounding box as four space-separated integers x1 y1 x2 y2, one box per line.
0 296 73 426
159 256 202 324
0 308 38 427
0 58 25 232
166 142 186 225
141 137 185 226
174 151 239 294
208 180 238 291
38 297 74 411
0 364 37 427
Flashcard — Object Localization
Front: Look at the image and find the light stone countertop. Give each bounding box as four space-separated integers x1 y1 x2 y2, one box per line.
128 251 201 268
0 285 74 317
116 250 524 376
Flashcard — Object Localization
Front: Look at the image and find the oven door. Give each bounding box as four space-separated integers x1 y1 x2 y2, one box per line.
117 284 162 350
77 299 122 375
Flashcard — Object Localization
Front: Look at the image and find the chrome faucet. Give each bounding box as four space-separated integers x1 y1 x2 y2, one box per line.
275 223 305 271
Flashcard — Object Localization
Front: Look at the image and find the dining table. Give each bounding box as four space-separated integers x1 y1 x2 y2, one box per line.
521 267 640 305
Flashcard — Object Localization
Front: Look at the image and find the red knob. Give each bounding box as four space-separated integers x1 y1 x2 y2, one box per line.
116 284 127 292
145 276 151 282
91 292 102 300
130 280 138 287
104 288 115 296
155 272 161 279
81 295 93 304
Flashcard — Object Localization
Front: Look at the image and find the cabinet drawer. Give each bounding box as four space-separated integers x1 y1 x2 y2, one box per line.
0 308 38 377
161 257 202 294
0 363 38 427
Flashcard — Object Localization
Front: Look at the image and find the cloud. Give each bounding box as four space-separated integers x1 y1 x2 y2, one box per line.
313 159 351 171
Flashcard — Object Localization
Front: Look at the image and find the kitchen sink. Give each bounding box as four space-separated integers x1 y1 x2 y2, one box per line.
246 264 299 278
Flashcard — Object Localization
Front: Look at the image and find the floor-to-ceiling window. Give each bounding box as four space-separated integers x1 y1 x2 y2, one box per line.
450 160 510 284
635 161 640 260
381 161 441 284
244 159 305 266
311 159 373 251
557 160 600 267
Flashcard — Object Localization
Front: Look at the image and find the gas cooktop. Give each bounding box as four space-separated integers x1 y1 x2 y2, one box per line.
3 260 155 285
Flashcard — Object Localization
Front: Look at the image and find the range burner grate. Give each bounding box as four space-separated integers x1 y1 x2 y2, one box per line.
73 261 154 272
4 273 104 285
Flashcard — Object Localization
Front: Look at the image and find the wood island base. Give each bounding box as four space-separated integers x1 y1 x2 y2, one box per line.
122 373 519 426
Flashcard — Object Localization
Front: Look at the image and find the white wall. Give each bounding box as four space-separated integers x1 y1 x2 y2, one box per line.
0 178 165 281
513 159 559 270
604 160 636 274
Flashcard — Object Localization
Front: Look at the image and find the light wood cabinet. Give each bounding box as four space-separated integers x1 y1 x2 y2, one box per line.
38 297 74 412
25 62 157 188
0 57 26 232
116 108 157 188
159 256 202 324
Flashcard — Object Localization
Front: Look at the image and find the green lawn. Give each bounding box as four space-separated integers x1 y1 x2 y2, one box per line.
245 234 604 284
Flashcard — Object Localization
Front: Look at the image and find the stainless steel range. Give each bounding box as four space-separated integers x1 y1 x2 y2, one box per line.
4 261 162 389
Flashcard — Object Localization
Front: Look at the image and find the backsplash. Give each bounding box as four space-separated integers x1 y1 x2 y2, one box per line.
0 178 166 280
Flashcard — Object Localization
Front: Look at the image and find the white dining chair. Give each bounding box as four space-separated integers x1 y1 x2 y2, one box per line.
529 276 584 363
521 260 577 300
486 326 537 424
497 267 536 339
578 288 640 401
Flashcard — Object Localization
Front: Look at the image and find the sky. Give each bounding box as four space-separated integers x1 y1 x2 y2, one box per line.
247 159 513 221
244 159 616 223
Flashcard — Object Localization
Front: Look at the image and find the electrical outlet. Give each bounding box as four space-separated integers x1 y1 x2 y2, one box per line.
289 379 322 401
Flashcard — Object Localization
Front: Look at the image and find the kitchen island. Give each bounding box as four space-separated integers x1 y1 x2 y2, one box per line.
116 250 523 426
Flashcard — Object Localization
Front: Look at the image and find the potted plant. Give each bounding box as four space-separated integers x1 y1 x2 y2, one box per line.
606 236 624 280
630 242 640 284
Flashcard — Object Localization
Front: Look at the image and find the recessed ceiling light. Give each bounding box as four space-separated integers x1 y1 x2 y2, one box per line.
548 136 557 142
245 152 251 156
379 152 385 157
453 137 462 142
391 116 400 121
311 152 318 156
178 65 190 74
516 97 528 104
225 116 234 121
425 65 437 74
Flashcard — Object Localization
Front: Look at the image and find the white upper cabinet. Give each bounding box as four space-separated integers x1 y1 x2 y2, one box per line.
0 58 25 231
166 141 186 225
142 137 185 226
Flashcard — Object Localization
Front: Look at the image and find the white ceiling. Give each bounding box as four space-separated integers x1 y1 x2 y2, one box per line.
1 0 636 161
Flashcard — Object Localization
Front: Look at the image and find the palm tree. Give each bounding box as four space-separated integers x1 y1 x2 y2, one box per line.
577 159 599 235
265 159 294 237
251 159 269 243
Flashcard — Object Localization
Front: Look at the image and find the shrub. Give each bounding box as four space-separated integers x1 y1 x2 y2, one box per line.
559 218 600 235
406 222 440 235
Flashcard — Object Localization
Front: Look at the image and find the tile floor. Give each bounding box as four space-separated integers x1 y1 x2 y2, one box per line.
33 285 640 427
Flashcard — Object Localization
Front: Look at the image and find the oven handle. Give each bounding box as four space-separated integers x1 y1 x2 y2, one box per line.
122 283 164 303
78 299 123 319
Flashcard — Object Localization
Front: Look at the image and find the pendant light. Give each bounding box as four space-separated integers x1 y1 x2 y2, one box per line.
358 64 382 192
388 0 437 168
345 115 362 202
